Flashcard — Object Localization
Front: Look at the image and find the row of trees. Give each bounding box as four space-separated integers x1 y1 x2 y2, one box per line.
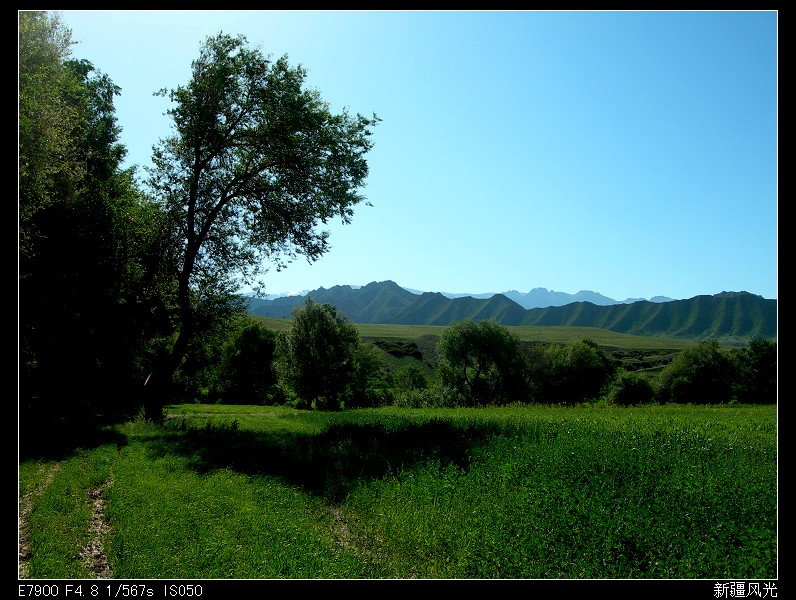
19 11 379 440
182 297 777 411
436 324 775 407
20 11 165 430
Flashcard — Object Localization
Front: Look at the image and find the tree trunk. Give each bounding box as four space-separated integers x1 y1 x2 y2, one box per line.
142 321 192 422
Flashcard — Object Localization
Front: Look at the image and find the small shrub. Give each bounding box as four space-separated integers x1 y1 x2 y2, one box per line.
391 364 429 393
394 383 458 408
606 370 656 406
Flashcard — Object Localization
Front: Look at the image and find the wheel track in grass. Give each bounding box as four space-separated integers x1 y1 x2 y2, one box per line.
325 505 418 578
18 463 60 579
78 476 114 579
19 464 114 579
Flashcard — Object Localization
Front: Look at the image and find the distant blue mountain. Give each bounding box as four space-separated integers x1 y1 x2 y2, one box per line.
498 288 674 309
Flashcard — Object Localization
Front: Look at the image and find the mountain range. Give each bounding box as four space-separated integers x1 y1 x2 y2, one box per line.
246 280 777 344
434 288 674 309
256 285 674 308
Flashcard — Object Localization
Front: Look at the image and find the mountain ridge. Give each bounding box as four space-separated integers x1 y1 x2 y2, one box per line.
245 280 776 344
256 283 676 308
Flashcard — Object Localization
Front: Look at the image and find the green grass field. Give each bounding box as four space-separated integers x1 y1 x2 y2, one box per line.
250 316 698 350
19 403 777 579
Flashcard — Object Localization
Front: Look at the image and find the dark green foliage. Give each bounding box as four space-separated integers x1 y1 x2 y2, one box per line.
372 339 423 359
530 339 617 405
436 320 527 406
656 339 734 404
346 342 393 409
391 364 429 393
19 11 178 439
606 370 656 407
278 298 363 410
389 364 432 408
160 295 247 405
729 337 777 404
212 322 280 405
517 342 548 402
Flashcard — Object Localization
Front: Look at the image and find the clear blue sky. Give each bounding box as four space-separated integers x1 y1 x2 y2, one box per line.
55 10 778 301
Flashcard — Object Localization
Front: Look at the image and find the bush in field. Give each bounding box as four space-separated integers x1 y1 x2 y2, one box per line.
436 320 527 407
391 364 440 408
215 322 279 404
392 364 428 393
393 382 459 408
729 337 777 404
532 338 617 405
346 342 393 409
605 370 656 406
656 338 734 404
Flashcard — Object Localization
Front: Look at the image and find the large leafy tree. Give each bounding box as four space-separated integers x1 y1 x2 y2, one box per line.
144 33 379 419
19 10 81 266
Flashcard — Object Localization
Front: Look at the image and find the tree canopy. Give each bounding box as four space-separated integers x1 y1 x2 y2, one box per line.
143 32 379 418
437 319 526 406
277 298 362 411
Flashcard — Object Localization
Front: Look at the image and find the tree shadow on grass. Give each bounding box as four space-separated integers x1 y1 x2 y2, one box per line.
146 418 503 502
19 416 129 462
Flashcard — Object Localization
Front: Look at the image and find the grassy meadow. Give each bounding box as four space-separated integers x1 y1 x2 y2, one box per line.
19 402 777 579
